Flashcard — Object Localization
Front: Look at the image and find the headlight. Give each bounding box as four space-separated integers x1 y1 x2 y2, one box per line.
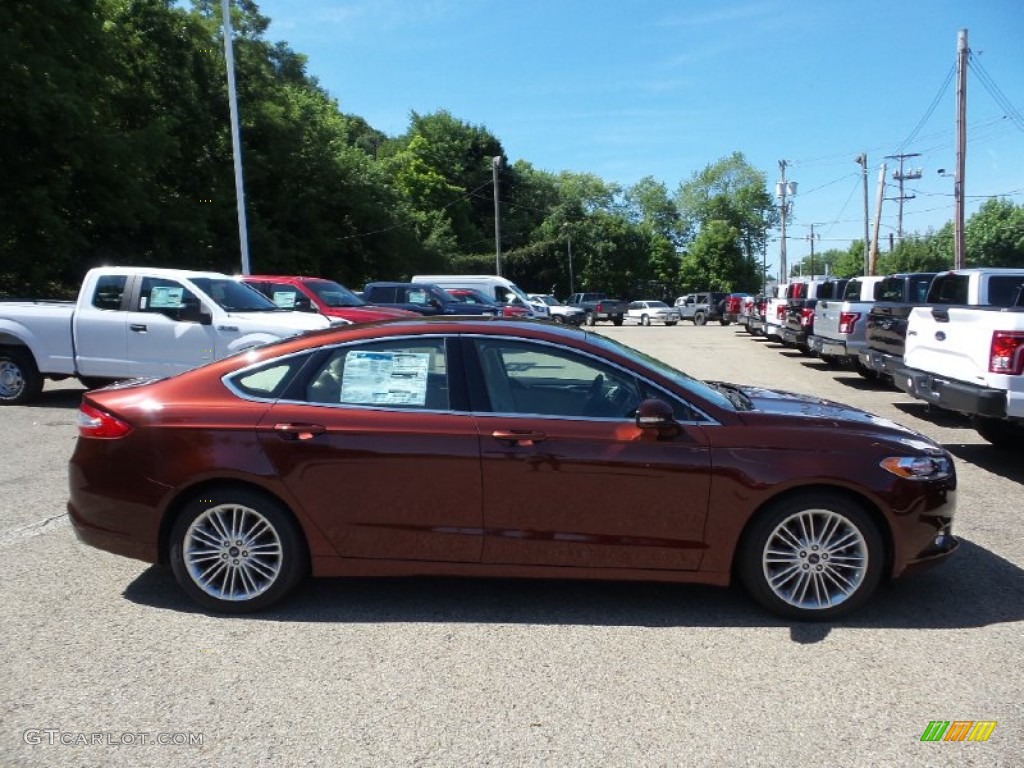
880 455 951 480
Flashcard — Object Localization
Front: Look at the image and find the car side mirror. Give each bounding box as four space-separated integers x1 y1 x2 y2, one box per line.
177 302 211 324
635 398 680 435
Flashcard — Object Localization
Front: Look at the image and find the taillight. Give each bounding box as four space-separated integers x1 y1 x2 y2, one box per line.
800 307 815 327
839 312 861 334
776 304 786 320
77 403 132 439
596 302 604 313
990 331 1024 375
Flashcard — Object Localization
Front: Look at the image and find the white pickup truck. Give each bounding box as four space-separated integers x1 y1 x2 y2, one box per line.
893 268 1024 448
0 267 330 404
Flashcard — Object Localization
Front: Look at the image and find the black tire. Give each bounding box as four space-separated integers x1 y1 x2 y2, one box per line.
641 314 650 326
586 312 596 326
612 316 624 326
693 312 707 326
0 348 44 405
665 321 677 327
820 354 841 368
552 315 565 324
854 361 878 380
973 416 1024 451
737 491 884 620
169 487 308 613
720 319 731 326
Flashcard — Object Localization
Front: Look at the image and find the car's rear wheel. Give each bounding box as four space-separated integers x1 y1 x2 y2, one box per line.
693 312 706 326
612 316 624 326
170 487 308 613
973 416 1024 450
738 492 884 620
665 321 677 326
0 348 43 405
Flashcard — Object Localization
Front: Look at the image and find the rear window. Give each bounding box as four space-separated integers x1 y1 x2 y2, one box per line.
988 276 1024 307
927 275 969 304
843 280 864 301
817 280 847 300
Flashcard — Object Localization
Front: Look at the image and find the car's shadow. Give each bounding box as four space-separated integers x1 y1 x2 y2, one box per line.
25 387 86 409
893 401 972 428
944 443 1024 484
122 539 1024 644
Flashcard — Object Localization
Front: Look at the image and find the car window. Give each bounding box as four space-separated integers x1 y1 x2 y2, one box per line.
305 338 449 410
263 283 313 312
472 338 641 419
226 353 312 400
91 274 128 311
136 277 203 320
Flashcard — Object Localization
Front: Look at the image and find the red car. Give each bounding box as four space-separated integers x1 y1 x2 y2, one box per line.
241 275 417 323
445 287 531 318
69 318 957 619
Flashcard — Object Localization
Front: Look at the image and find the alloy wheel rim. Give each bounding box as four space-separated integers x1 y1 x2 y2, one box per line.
183 504 283 601
0 361 25 398
762 509 868 610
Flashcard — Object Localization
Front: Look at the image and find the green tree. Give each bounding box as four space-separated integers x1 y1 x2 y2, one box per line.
676 152 777 292
680 220 752 291
965 199 1024 267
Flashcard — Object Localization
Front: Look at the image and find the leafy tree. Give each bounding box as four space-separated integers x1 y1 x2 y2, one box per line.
676 152 777 291
679 220 752 291
875 236 950 274
965 198 1024 267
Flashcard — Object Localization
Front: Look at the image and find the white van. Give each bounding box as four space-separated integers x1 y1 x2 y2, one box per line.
411 275 549 318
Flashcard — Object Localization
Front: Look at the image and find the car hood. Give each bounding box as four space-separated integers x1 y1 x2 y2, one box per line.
323 306 418 321
734 384 927 441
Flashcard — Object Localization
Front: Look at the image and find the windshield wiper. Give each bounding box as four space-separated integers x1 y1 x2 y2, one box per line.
705 381 755 411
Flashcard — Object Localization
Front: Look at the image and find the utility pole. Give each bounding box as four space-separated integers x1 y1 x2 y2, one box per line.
870 162 887 276
885 152 922 242
805 224 820 279
954 29 968 269
855 154 870 275
775 161 796 282
492 156 503 276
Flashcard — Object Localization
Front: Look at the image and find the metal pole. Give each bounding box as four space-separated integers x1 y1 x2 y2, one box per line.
567 230 574 295
492 156 502 276
778 160 788 281
954 29 968 269
221 0 250 275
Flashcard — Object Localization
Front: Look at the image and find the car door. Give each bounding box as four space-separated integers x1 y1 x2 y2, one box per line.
257 336 483 563
465 336 711 570
72 272 131 378
125 276 218 378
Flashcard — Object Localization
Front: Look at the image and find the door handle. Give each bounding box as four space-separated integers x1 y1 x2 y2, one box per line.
130 324 147 332
273 423 326 441
491 429 546 446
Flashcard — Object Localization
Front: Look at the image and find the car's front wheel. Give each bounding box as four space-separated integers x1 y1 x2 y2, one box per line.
641 314 650 326
693 312 706 326
586 312 596 326
738 492 884 620
170 487 308 613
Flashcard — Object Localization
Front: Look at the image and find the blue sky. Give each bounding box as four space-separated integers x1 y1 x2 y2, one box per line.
248 0 1024 276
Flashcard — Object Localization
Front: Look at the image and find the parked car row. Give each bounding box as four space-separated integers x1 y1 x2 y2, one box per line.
737 268 1024 449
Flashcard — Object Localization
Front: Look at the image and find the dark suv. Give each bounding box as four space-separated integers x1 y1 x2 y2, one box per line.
362 282 498 317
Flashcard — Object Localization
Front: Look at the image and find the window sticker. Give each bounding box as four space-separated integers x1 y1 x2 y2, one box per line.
150 286 184 309
272 291 297 309
340 351 430 406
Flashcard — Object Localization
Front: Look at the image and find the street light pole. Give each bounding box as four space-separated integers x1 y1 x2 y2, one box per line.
221 0 250 275
492 156 503 276
566 229 574 295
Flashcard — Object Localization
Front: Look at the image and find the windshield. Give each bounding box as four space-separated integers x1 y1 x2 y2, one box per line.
503 283 533 305
584 332 735 411
306 279 367 308
647 301 670 309
532 295 558 306
192 278 281 312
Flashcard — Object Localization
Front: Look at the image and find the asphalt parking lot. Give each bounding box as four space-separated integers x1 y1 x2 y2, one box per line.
2 322 1022 767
